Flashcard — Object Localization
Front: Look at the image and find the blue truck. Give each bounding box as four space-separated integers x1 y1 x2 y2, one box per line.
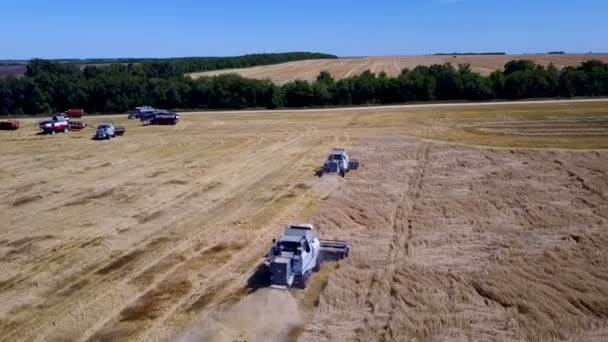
141 112 180 125
128 106 156 119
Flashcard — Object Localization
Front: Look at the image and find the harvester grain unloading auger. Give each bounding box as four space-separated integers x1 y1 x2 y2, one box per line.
319 148 360 177
263 224 350 289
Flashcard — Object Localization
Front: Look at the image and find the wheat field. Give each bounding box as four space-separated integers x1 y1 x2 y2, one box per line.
1 100 607 341
188 54 608 83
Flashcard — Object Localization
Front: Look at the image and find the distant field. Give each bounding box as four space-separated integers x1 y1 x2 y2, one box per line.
189 54 608 83
0 65 26 78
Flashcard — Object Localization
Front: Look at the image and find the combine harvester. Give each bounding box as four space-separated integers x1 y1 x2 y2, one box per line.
94 122 126 140
38 115 70 134
264 224 350 289
321 148 360 177
38 114 90 135
141 112 180 125
128 105 156 119
129 106 180 125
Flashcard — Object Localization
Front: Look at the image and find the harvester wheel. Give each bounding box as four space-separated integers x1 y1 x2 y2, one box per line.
343 247 350 258
298 271 311 289
313 253 323 272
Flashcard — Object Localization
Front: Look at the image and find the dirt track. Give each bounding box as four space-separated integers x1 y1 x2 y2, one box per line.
189 54 608 83
1 101 608 341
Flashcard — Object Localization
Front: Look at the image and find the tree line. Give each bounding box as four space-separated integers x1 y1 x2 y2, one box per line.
1 58 607 115
1 52 337 74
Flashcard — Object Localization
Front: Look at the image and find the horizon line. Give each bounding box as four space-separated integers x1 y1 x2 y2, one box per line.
1 51 607 62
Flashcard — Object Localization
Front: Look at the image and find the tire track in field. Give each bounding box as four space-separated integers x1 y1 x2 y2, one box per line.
0 136 257 293
358 142 430 341
152 154 343 342
0 130 318 341
1 133 176 203
343 60 369 78
1 136 233 228
5 126 328 342
382 143 430 340
135 139 336 342
140 127 333 338
0 128 295 280
292 60 334 80
80 129 332 342
393 58 401 75
6 152 268 340
548 158 608 220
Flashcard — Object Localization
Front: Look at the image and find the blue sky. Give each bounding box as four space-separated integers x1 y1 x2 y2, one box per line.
1 0 607 59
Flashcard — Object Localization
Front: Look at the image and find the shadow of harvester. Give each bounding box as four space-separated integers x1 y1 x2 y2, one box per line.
246 264 272 292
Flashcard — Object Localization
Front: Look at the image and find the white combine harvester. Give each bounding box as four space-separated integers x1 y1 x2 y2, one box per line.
321 148 360 177
264 224 350 289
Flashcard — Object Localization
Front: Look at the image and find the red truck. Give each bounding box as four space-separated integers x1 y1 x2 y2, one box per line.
64 109 85 118
0 120 20 130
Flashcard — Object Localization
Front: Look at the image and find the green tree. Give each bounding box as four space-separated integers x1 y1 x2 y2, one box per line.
283 80 314 107
316 71 334 85
504 60 537 75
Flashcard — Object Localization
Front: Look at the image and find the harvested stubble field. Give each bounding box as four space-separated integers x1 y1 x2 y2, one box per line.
188 54 608 83
1 100 608 342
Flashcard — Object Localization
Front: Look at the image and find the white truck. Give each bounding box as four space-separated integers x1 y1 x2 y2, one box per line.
94 123 125 140
264 224 350 289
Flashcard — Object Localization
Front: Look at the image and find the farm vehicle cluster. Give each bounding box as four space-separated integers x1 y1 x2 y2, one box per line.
1 106 179 136
34 114 125 140
1 108 84 132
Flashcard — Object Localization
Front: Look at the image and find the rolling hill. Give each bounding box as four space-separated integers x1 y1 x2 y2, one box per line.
188 54 608 83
